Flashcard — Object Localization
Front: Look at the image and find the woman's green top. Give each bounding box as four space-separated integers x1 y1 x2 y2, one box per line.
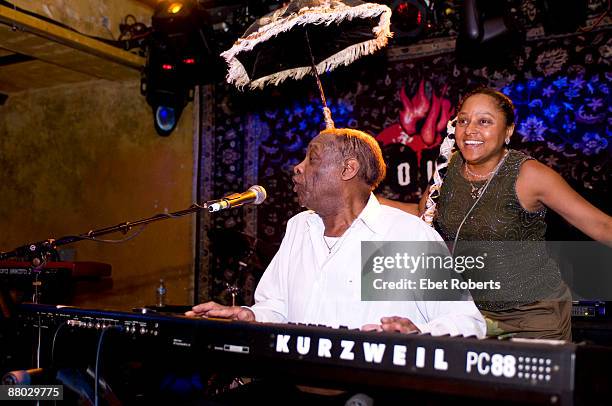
435 149 563 311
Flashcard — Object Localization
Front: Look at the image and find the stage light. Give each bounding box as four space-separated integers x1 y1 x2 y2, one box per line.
390 0 430 41
141 35 193 136
168 2 184 15
152 0 201 34
141 0 217 136
155 105 181 136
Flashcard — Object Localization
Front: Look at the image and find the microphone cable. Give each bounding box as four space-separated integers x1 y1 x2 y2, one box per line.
50 321 68 406
94 325 123 406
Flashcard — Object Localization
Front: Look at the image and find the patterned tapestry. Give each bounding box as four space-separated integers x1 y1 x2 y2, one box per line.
198 0 611 304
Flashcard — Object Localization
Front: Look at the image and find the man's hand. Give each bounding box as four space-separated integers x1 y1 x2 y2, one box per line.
380 316 420 333
185 301 255 321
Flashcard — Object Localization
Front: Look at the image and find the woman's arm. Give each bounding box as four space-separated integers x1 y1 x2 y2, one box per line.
418 186 431 217
376 195 420 216
516 160 612 243
376 185 432 218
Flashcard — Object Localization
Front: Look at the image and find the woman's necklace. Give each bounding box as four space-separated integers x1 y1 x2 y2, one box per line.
464 164 496 179
467 179 486 200
464 150 509 199
452 150 511 253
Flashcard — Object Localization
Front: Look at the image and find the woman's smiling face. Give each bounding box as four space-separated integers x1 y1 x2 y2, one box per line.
455 93 514 166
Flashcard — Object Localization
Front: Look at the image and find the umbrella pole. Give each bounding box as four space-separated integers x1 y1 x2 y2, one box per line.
305 29 335 129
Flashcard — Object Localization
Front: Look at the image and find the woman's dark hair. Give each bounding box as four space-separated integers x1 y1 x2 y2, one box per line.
458 87 515 127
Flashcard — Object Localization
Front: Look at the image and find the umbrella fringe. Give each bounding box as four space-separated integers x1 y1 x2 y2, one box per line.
222 3 392 89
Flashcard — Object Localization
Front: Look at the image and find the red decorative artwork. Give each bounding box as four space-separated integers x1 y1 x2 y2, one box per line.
376 79 454 166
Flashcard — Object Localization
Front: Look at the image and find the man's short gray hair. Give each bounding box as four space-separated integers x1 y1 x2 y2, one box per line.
320 128 386 190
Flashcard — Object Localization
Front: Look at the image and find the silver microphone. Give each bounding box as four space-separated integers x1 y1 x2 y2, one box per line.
207 185 267 212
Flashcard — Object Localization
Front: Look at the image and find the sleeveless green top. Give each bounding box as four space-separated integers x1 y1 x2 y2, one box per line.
435 149 563 311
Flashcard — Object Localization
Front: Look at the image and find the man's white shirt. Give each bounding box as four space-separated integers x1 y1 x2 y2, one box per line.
246 194 486 338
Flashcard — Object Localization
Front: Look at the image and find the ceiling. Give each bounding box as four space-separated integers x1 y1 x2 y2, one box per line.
0 0 261 96
0 2 151 96
4 0 606 97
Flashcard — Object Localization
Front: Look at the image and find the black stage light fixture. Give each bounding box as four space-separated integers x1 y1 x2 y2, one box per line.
141 0 217 136
141 29 194 137
455 0 523 67
390 0 430 42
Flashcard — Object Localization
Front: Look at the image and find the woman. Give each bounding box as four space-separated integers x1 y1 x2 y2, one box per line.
382 87 611 340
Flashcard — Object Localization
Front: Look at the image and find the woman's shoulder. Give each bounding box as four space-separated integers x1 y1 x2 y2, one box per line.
515 152 563 201
502 149 539 176
517 154 558 180
508 148 534 163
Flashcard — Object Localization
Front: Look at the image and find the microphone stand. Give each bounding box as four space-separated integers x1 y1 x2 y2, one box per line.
1 199 230 394
0 202 211 303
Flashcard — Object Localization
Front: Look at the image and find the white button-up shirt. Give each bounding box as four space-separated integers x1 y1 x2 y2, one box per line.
247 194 486 338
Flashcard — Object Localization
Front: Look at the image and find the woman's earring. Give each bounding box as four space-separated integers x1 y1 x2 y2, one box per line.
505 138 510 145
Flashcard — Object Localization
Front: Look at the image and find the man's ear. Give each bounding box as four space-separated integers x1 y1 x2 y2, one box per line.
341 158 360 181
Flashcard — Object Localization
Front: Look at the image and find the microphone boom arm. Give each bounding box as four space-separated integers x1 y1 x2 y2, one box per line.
0 202 209 261
0 185 266 261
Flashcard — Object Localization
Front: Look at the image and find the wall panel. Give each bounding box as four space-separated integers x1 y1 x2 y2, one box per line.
0 79 195 309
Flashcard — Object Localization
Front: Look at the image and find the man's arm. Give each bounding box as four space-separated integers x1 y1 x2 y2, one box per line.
241 216 302 323
411 300 486 337
186 246 289 323
376 215 486 338
372 302 485 337
188 218 297 323
241 248 289 323
375 301 485 337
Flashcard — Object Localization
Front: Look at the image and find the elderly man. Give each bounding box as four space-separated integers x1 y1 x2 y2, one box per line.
188 128 485 338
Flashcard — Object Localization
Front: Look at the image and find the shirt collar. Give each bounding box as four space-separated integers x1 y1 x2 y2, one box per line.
305 193 383 235
356 193 383 234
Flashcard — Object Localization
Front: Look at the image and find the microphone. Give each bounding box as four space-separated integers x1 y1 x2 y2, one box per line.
206 185 267 212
